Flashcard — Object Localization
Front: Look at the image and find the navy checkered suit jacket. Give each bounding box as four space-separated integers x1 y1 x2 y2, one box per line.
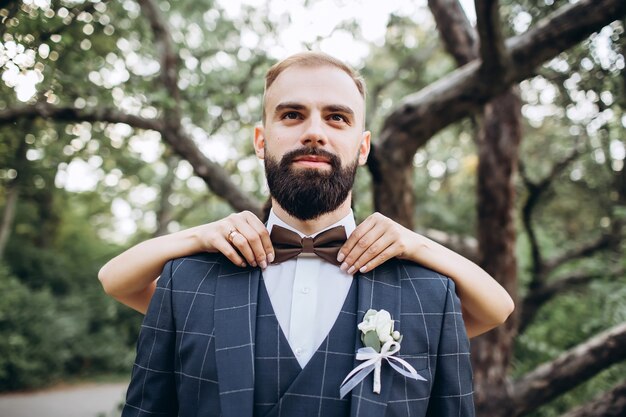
122 252 474 417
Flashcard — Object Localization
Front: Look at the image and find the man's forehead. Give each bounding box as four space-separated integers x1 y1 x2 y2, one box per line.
264 65 364 114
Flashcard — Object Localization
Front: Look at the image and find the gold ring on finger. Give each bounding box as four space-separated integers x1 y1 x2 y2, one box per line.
227 229 239 243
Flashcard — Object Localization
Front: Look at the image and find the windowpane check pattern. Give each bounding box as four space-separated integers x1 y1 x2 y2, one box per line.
122 253 474 417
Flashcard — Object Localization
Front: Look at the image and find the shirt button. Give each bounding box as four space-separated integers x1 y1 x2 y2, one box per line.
295 348 303 356
301 287 310 294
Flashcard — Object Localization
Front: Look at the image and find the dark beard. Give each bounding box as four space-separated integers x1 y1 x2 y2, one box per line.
265 147 358 221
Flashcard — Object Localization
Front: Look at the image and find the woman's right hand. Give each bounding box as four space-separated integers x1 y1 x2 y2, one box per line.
99 210 275 313
199 211 275 269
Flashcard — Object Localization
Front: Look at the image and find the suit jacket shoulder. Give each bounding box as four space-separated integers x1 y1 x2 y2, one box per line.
393 258 455 306
164 252 231 291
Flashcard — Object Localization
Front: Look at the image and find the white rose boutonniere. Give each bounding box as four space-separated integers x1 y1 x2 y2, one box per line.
358 309 402 352
340 309 426 398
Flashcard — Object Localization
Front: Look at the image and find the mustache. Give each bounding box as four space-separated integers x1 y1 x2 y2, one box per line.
280 147 341 167
264 147 358 221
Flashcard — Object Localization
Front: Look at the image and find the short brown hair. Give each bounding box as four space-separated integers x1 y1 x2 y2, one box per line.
262 51 366 124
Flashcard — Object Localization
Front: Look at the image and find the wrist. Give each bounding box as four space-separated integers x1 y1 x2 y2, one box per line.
403 232 433 261
185 223 217 253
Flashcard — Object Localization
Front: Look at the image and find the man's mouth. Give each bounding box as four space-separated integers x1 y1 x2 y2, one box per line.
292 155 332 168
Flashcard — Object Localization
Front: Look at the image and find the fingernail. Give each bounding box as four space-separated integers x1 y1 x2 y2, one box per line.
347 265 356 274
251 261 257 267
359 266 367 273
340 262 348 272
337 252 345 262
260 260 267 269
241 262 247 267
268 253 275 263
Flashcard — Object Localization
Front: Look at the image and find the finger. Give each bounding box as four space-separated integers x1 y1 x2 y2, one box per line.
243 214 275 264
212 238 247 268
338 216 377 263
227 227 258 266
357 244 399 274
348 233 398 274
340 223 386 272
230 221 264 267
345 231 396 274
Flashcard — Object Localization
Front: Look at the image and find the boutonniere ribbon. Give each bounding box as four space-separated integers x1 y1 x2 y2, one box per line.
339 339 425 398
339 309 426 398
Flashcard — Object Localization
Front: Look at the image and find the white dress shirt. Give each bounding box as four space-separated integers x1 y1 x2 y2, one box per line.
263 209 356 368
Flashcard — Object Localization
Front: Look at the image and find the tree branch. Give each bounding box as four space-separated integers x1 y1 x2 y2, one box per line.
427 0 478 65
560 379 626 417
520 146 582 198
0 103 263 216
377 0 626 166
510 322 626 416
540 268 624 300
1 0 266 220
0 103 163 130
519 145 583 280
543 233 617 275
137 0 182 125
475 0 510 78
519 267 625 333
5 1 266 218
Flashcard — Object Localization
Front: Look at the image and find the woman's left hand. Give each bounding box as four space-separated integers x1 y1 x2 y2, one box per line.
337 212 418 274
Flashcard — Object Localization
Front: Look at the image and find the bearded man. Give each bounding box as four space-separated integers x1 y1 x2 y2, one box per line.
120 52 477 417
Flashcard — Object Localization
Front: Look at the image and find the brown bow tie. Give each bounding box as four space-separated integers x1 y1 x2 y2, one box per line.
270 225 347 266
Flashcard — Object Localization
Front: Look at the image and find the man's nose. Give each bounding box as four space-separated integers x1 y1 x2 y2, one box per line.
300 117 327 147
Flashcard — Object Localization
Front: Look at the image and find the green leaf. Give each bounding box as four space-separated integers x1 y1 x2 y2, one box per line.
362 330 381 353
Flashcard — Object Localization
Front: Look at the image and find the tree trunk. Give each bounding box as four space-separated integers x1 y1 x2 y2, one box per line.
368 0 626 229
471 89 522 416
425 3 523 413
154 154 178 237
370 148 415 227
0 184 19 260
0 136 27 259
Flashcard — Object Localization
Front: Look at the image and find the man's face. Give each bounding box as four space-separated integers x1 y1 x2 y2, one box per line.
253 65 371 220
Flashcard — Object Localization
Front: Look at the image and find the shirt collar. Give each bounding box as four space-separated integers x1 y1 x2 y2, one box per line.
266 208 356 239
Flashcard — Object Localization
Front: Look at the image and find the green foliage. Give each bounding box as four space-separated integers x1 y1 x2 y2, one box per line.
1 2 625 416
0 265 66 390
0 186 142 390
410 121 478 236
0 263 140 390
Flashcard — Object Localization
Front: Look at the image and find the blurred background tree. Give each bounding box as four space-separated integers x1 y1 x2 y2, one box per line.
0 0 625 416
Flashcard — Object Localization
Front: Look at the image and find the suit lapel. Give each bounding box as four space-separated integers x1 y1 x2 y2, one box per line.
350 259 402 417
214 257 260 417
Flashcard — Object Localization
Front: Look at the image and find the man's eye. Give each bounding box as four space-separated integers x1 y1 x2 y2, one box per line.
282 112 300 119
330 114 347 123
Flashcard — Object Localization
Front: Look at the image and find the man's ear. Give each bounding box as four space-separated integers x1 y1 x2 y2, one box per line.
253 125 265 160
358 130 371 166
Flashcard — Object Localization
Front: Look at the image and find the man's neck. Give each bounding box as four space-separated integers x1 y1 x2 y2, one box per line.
271 197 352 236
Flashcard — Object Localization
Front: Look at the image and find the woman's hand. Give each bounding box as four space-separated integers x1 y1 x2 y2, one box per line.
98 210 274 313
337 212 415 274
336 212 515 338
198 211 275 269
